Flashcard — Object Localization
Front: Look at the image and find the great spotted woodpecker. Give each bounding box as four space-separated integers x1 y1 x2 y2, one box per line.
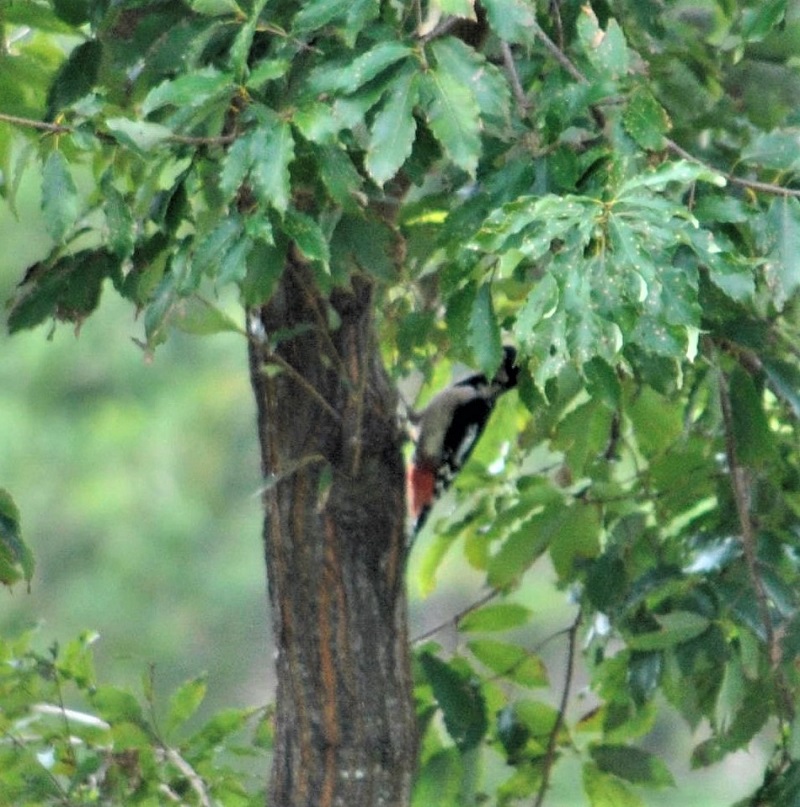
408 346 519 533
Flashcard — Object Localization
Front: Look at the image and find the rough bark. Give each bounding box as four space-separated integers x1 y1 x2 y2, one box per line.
248 256 416 807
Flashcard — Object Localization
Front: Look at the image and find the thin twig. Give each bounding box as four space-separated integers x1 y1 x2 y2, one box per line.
0 111 69 133
500 41 529 114
534 609 581 807
263 353 342 423
411 589 499 644
717 367 794 725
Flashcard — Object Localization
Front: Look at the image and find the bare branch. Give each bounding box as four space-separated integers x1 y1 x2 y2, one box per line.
534 609 581 807
411 589 499 644
718 367 795 725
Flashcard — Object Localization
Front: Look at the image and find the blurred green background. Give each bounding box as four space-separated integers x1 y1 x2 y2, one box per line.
0 155 767 805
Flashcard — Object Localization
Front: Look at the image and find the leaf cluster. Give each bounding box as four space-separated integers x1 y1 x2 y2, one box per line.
4 0 800 804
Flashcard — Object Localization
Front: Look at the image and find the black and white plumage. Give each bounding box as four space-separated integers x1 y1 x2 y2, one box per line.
408 346 519 533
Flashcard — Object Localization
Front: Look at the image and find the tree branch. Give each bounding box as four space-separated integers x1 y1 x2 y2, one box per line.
534 609 581 807
717 368 794 725
411 589 499 644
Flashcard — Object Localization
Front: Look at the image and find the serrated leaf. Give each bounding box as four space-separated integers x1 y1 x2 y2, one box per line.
102 180 135 259
468 640 548 687
516 274 559 336
311 42 412 95
105 118 174 152
459 603 532 633
742 130 800 172
166 675 207 734
218 233 253 284
419 652 488 751
283 210 329 265
421 67 481 175
623 86 669 150
616 160 724 197
230 0 269 78
469 283 502 376
141 67 233 116
219 133 252 199
246 59 291 90
430 37 509 124
366 70 419 186
249 119 294 214
292 0 350 33
480 0 536 43
42 150 79 243
763 196 800 310
193 217 244 279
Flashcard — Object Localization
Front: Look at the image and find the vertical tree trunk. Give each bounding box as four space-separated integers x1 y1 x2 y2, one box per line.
248 257 417 807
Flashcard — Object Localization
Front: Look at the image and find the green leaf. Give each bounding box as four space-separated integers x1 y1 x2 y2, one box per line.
469 283 502 377
583 762 644 807
91 686 145 725
366 69 418 186
421 65 481 175
293 0 351 33
219 133 252 199
430 37 510 124
102 179 135 260
419 652 488 751
310 42 412 94
741 130 800 172
105 118 174 152
438 0 475 17
626 612 711 651
623 86 669 150
41 150 79 243
283 210 329 266
46 40 102 117
412 749 463 807
172 298 244 336
188 0 243 16
590 745 675 787
0 488 34 587
193 217 244 279
763 196 800 310
141 67 233 116
246 59 291 90
487 502 560 590
548 503 601 580
728 365 776 468
249 119 295 214
166 675 208 734
459 603 532 633
230 0 269 78
468 640 548 687
52 0 90 25
480 0 536 43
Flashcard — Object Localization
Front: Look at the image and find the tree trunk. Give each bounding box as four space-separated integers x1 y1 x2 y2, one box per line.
248 257 417 807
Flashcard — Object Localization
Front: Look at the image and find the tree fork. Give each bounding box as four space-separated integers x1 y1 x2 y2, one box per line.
248 257 417 807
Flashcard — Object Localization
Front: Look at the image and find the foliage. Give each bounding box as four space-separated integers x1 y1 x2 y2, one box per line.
0 628 269 806
3 0 800 805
